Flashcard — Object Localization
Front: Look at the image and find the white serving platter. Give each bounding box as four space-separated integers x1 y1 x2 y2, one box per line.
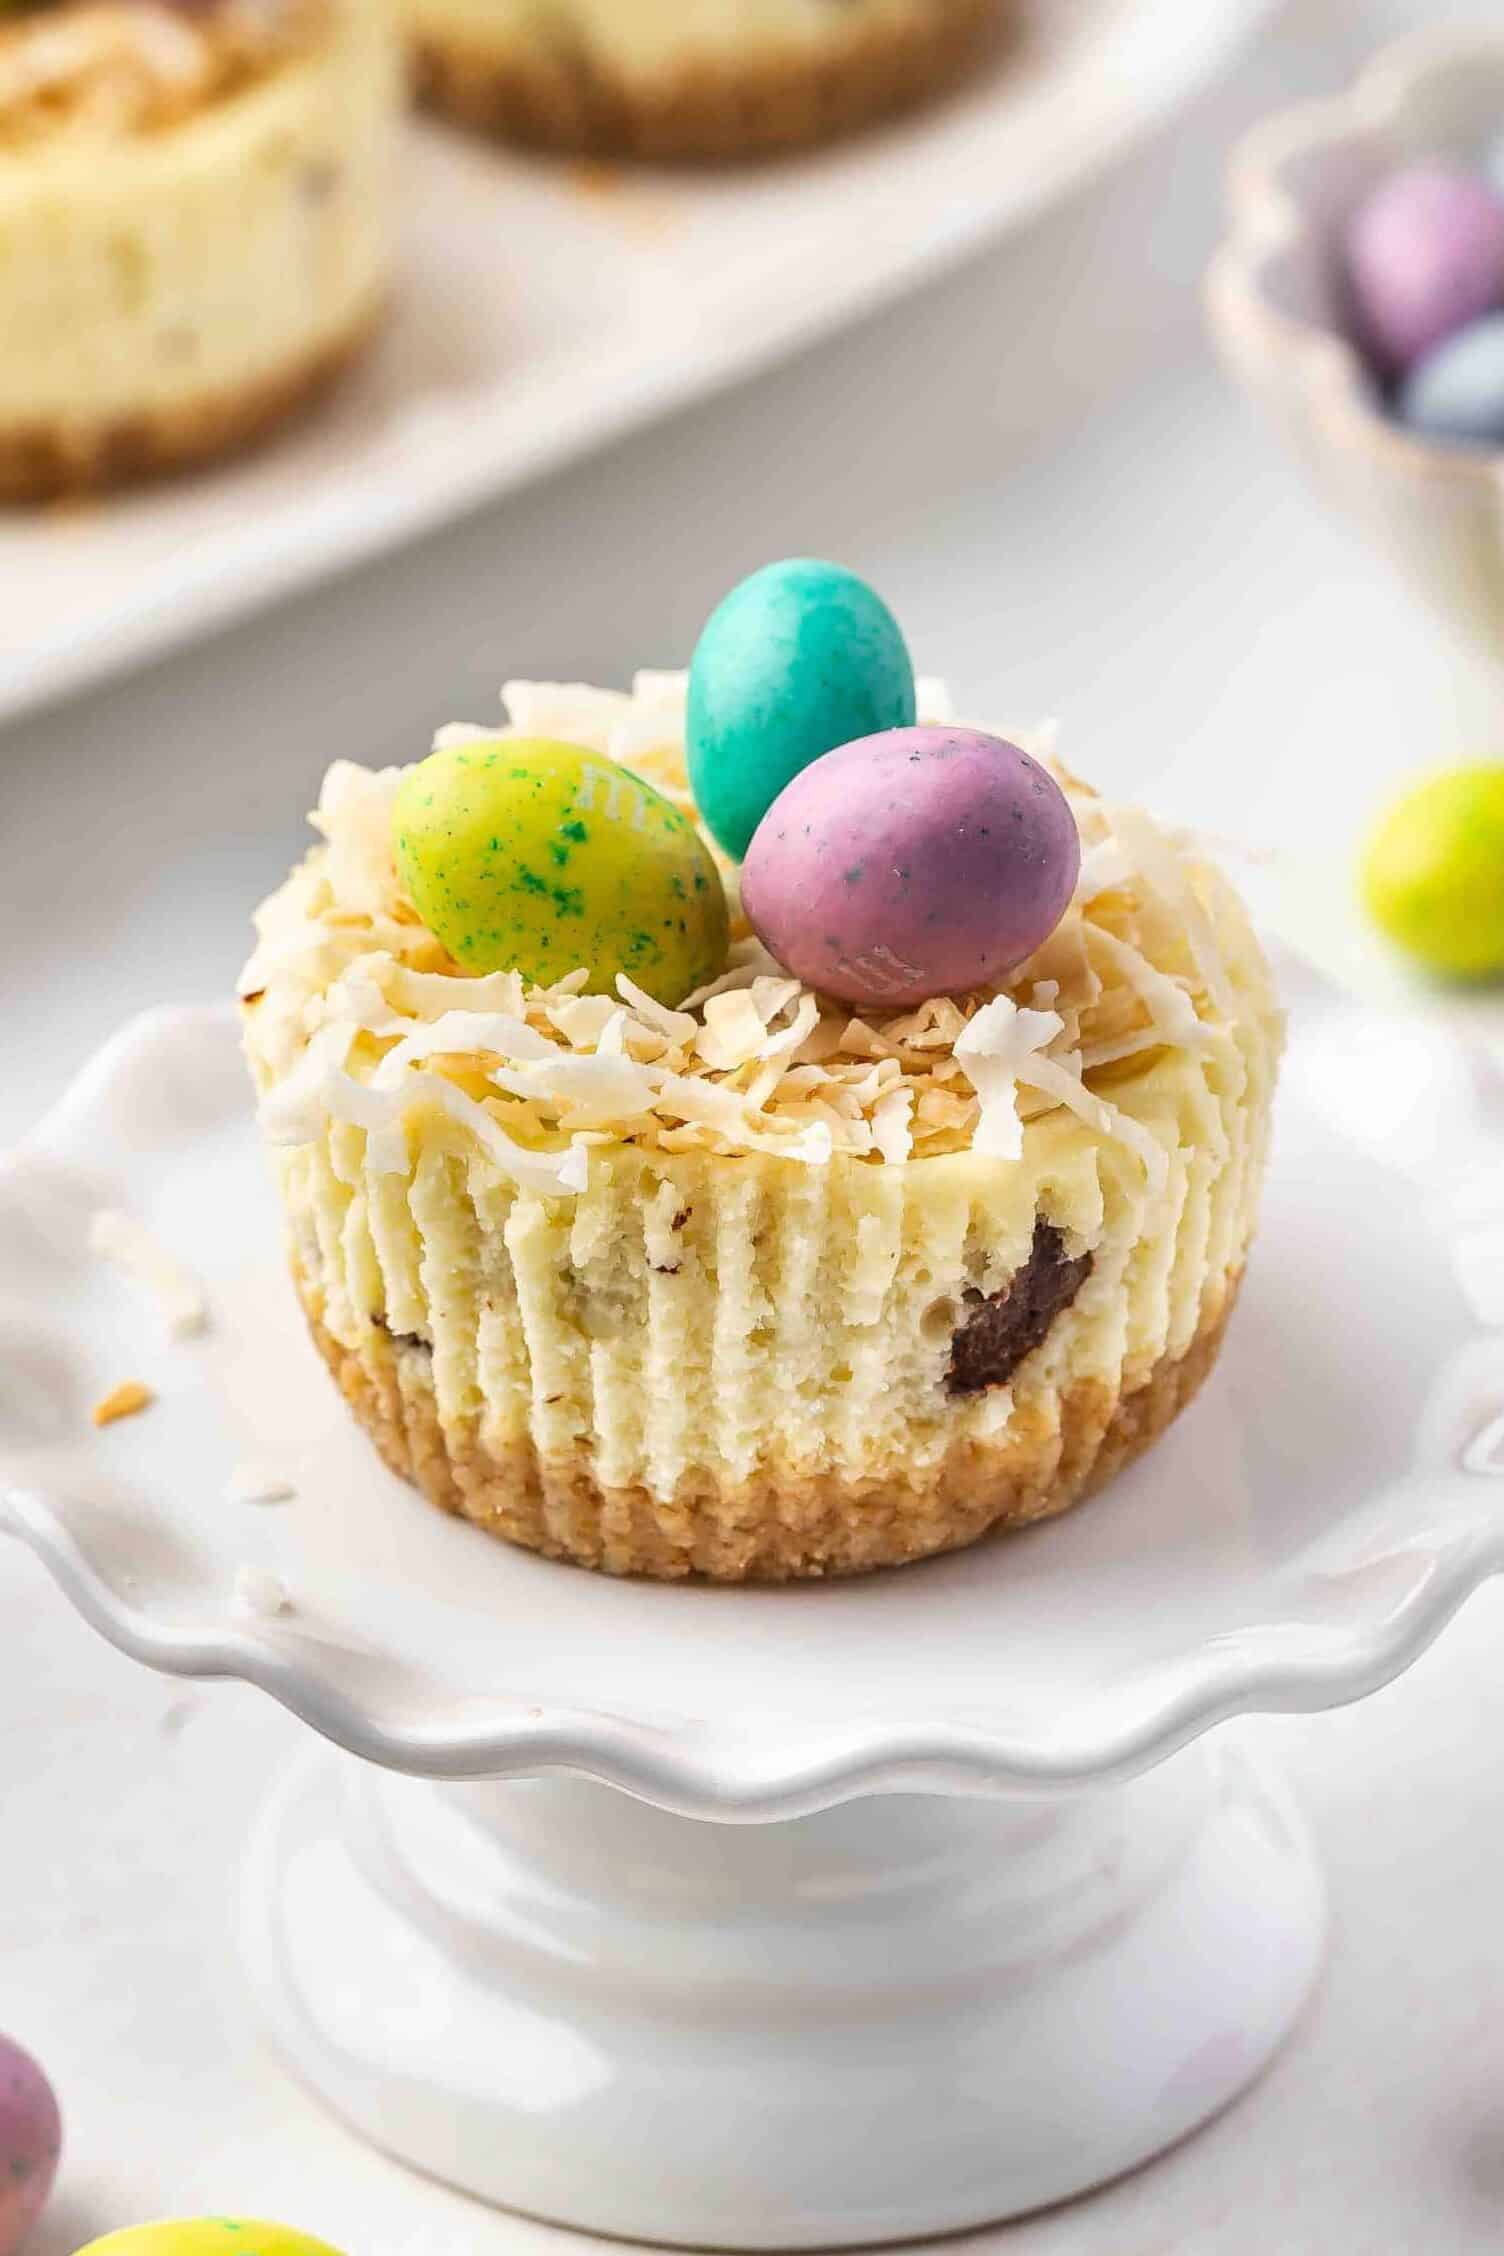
0 0 1273 731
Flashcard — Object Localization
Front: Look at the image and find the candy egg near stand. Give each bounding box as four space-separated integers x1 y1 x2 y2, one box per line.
7 566 1504 2245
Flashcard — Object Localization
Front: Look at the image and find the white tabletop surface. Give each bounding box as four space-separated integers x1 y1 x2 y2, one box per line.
7 1 1504 2249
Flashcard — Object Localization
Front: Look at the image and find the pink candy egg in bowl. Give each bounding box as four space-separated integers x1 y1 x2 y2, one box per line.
1207 27 1504 659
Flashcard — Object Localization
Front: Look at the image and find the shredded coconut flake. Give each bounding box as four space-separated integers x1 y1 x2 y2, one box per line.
234 1566 293 1618
1018 1052 1169 1194
1088 926 1208 1052
1076 837 1134 900
549 994 617 1047
407 1076 589 1196
1111 806 1236 1020
433 721 501 751
92 1379 154 1428
698 989 776 1071
387 965 529 1020
310 762 404 921
955 1000 1066 1162
89 1209 208 1340
615 976 697 1046
872 1084 915 1165
502 680 632 746
226 1463 296 1507
369 1009 556 1085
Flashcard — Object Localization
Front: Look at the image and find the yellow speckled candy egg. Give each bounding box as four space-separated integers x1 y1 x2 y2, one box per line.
393 737 729 1005
1361 764 1504 977
73 2225 346 2256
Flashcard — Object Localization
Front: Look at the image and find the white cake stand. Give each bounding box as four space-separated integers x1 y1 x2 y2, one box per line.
4 954 1503 2246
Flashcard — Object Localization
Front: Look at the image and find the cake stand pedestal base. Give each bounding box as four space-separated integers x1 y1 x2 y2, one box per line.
242 1735 1323 2247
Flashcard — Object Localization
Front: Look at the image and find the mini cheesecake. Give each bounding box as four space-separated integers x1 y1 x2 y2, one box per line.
0 0 402 500
242 673 1282 1583
408 0 1004 162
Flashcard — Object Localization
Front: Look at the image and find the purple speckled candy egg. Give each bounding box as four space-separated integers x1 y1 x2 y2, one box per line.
0 2036 60 2256
1345 160 1504 376
740 726 1080 1009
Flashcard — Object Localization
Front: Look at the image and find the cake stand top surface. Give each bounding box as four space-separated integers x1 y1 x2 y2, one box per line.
2 954 1501 1818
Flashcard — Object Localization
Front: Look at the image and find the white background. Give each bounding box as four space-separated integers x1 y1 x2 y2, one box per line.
7 1 1504 2249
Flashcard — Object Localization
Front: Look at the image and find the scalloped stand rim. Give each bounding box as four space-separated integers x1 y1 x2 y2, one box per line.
8 969 1498 1799
242 1738 1324 2244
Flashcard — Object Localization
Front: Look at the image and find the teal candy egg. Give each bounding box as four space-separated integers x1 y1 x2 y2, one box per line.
687 559 916 859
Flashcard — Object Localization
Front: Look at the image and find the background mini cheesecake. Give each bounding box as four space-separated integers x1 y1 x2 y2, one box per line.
407 0 1007 163
0 0 403 501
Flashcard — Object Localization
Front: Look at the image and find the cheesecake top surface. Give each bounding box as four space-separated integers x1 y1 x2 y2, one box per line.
240 675 1276 1199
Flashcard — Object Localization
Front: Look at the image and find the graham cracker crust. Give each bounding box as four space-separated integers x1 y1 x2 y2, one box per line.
298 1276 1240 1583
0 298 384 505
412 0 1009 162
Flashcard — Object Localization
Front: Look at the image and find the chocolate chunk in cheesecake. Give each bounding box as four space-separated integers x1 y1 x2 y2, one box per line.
945 1219 1093 1395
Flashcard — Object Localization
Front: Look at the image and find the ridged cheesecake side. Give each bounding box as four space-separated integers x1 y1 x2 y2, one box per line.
408 0 1004 161
0 0 401 498
259 863 1279 1581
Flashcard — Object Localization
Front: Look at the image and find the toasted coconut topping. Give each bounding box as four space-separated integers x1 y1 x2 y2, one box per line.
242 674 1253 1197
92 1378 154 1427
0 0 329 148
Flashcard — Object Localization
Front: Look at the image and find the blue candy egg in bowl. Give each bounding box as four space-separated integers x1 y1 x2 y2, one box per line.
1207 28 1504 659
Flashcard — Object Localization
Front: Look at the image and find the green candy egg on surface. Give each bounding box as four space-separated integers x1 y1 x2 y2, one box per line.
1361 764 1504 978
73 2224 347 2256
393 737 729 1005
687 559 917 860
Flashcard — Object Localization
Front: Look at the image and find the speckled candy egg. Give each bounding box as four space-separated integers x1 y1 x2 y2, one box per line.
1345 161 1504 376
73 2225 347 2256
1398 311 1504 444
686 559 916 859
740 726 1080 1008
393 737 729 1004
0 2036 60 2256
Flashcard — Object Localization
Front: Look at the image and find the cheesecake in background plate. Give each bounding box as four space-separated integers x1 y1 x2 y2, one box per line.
409 0 1006 162
0 0 402 500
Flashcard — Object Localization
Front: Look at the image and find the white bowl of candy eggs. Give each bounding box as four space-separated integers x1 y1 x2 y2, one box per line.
1208 28 1504 659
